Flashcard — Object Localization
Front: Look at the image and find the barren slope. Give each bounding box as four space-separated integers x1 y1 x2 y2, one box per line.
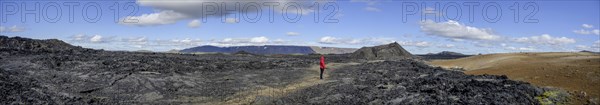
430 52 600 104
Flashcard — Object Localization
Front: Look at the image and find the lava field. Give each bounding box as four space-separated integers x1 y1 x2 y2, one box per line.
0 49 324 104
277 60 543 104
0 36 544 104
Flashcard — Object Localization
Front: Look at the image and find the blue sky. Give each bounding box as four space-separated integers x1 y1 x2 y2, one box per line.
1 0 599 54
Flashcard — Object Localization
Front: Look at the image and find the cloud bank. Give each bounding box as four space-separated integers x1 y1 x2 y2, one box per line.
420 20 501 41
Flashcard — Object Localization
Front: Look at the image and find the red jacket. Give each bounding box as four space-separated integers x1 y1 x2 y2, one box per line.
320 55 326 69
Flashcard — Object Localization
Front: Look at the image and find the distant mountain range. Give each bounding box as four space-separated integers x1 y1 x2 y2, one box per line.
580 50 600 54
179 45 357 55
425 51 465 56
418 51 471 60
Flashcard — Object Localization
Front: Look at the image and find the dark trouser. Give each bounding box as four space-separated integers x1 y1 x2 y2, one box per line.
320 68 324 79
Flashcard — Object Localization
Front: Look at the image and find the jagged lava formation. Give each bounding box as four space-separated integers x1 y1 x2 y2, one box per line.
276 60 543 104
0 36 544 104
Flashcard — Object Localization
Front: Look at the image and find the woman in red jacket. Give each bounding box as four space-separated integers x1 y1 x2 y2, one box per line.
320 55 326 79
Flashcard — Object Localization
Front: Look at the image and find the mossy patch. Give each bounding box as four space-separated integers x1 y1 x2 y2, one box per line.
536 90 568 105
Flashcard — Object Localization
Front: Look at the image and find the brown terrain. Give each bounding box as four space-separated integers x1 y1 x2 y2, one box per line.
430 52 600 104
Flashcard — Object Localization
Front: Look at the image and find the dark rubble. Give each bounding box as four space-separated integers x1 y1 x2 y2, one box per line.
277 60 543 104
0 48 325 104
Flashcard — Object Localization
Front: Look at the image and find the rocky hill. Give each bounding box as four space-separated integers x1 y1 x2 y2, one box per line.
580 50 600 54
351 42 413 60
0 36 83 52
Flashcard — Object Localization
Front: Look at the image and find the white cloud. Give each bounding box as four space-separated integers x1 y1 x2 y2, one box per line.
69 34 115 43
363 37 397 45
90 35 106 43
286 32 300 36
134 38 202 48
272 39 288 44
350 0 378 5
126 37 148 45
278 3 315 15
583 40 600 52
71 34 89 41
211 36 273 46
318 36 396 45
422 7 441 15
0 25 25 32
513 34 576 45
364 7 381 12
582 24 594 29
119 10 189 26
504 46 536 51
224 18 239 23
319 36 340 44
447 38 464 42
187 19 201 28
394 41 432 48
438 44 455 48
174 36 303 47
121 0 317 26
573 24 599 35
170 38 202 46
250 36 269 43
520 47 536 51
319 36 368 44
132 45 144 48
573 29 599 35
10 26 25 32
574 29 592 35
352 0 380 13
90 35 102 42
66 35 296 51
575 45 592 51
420 20 501 40
413 41 431 47
472 41 494 48
574 41 600 52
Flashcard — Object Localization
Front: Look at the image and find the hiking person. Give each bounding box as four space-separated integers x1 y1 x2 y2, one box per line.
320 55 326 79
